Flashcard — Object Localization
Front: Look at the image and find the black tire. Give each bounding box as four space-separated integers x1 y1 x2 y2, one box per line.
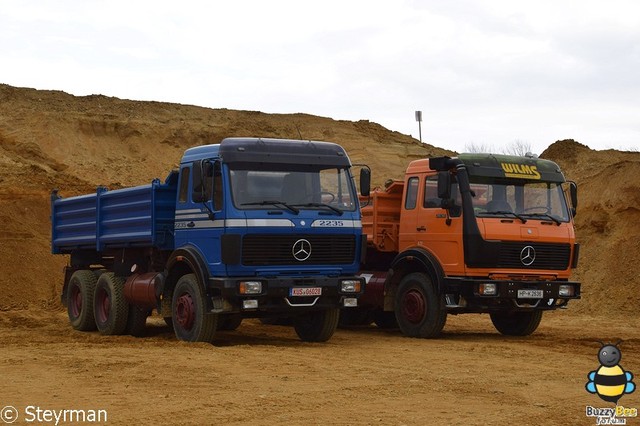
93 272 129 335
125 306 150 337
217 313 243 331
67 270 98 331
293 308 339 342
171 274 217 342
490 310 543 336
395 272 447 338
339 308 374 327
372 309 398 329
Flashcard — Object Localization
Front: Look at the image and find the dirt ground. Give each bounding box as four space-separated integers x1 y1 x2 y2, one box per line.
1 84 639 425
1 309 638 425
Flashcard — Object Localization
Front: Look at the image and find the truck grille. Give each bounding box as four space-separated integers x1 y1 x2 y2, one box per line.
496 242 571 270
242 234 356 266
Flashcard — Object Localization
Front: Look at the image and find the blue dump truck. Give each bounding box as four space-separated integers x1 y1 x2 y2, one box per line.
51 137 369 343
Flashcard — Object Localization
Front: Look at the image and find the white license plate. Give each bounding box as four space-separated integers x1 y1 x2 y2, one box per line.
290 287 322 297
517 289 543 299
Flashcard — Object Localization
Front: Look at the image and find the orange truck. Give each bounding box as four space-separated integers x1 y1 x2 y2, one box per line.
349 153 581 337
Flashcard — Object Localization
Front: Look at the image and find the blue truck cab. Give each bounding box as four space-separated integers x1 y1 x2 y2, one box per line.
52 137 368 343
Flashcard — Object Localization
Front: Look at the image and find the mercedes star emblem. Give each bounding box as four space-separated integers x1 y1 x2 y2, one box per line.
292 239 312 261
520 245 536 266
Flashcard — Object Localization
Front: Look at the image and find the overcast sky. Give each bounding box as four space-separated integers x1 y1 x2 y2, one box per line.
1 0 639 154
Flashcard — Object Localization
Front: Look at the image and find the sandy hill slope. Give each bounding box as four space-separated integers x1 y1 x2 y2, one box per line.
1 84 638 317
541 139 640 316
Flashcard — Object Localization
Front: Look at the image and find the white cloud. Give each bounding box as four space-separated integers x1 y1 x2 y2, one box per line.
1 0 639 153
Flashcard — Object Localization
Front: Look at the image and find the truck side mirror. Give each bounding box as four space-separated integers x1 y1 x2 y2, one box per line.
359 167 371 197
569 181 578 217
191 160 205 203
437 171 451 199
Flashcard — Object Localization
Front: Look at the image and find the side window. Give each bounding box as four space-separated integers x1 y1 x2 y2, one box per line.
405 177 419 210
178 167 191 204
423 175 440 208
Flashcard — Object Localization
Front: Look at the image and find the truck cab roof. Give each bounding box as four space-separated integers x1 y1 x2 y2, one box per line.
421 153 566 183
181 137 351 167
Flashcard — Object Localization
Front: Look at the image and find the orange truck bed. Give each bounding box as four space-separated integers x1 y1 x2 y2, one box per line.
360 180 404 253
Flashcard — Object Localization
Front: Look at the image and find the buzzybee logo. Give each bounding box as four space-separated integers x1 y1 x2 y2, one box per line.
586 341 636 403
584 340 637 424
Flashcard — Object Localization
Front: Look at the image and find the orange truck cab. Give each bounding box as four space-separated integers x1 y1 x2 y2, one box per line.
351 153 581 337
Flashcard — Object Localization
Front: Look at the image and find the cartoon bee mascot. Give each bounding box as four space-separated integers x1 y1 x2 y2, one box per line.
586 341 636 403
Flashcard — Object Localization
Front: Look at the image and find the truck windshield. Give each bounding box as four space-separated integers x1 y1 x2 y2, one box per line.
228 165 357 213
470 179 570 223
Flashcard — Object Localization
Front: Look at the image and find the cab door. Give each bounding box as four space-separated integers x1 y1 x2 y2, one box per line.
174 159 226 275
398 175 420 251
416 172 464 275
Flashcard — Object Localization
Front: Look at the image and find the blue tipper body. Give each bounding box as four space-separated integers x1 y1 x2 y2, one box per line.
51 178 176 253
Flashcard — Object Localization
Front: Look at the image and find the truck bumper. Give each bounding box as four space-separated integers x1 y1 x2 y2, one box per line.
443 277 581 312
207 275 366 315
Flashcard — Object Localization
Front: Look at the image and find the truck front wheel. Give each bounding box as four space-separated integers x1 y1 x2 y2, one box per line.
94 272 129 335
171 274 217 342
67 270 98 331
395 272 447 338
490 310 543 336
293 308 339 342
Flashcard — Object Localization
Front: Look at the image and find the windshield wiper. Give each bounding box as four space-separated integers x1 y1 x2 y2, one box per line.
522 213 562 225
241 200 299 214
481 210 528 224
291 202 344 216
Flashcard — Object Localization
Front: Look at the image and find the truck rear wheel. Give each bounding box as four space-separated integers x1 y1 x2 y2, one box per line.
293 308 339 342
395 272 447 338
67 270 98 331
171 274 217 342
94 272 129 335
490 310 543 336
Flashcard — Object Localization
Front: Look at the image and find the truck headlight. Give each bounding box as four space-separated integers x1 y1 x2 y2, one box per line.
239 281 262 295
478 283 497 296
341 280 361 293
558 284 575 297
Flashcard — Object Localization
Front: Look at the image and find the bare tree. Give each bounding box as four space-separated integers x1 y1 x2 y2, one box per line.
501 139 533 156
464 142 495 153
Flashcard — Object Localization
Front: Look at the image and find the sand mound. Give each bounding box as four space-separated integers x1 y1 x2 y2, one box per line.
1 84 639 317
541 139 640 316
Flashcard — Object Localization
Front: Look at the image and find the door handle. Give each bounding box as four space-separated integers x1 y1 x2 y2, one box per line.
187 221 195 228
416 226 426 232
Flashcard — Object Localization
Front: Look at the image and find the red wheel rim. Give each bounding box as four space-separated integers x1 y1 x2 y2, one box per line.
95 288 110 324
70 284 82 318
402 289 426 324
175 293 195 331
